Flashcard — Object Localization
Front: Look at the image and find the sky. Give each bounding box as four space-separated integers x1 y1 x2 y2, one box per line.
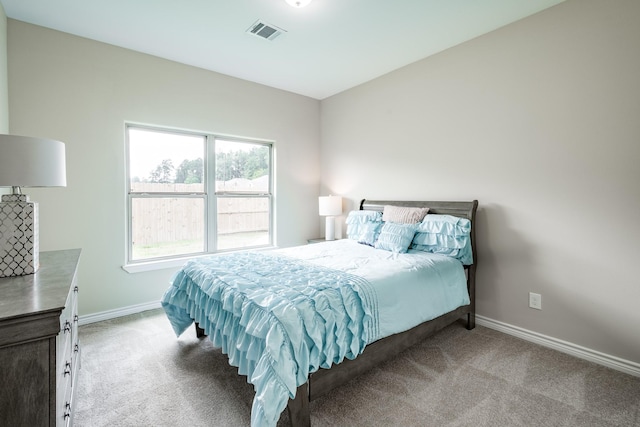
127 127 204 181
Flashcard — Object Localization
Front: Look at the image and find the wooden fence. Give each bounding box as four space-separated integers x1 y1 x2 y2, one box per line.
131 183 268 245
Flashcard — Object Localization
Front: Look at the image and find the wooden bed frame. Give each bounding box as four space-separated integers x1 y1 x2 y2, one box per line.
196 199 478 426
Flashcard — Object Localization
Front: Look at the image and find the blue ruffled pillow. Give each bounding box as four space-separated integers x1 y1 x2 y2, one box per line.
411 214 473 264
346 210 383 246
374 222 417 253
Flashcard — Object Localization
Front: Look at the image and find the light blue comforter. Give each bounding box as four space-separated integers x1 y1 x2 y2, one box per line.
161 251 379 427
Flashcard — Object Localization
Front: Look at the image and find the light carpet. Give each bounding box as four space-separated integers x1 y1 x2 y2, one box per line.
74 309 640 426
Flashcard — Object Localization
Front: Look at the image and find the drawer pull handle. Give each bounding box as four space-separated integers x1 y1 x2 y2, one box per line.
63 321 72 333
74 343 80 353
74 314 79 323
74 285 79 293
64 362 71 376
64 403 71 419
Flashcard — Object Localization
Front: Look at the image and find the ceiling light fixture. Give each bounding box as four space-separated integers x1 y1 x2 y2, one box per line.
285 0 313 8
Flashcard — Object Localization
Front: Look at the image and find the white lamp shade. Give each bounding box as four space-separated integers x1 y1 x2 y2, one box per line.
319 195 342 216
0 135 67 188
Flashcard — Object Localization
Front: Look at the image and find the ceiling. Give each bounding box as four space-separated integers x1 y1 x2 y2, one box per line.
1 0 565 100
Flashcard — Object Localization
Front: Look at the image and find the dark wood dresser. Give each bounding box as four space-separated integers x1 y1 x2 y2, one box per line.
0 249 82 427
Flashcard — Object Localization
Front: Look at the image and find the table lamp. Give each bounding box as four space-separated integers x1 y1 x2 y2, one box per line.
318 195 342 241
0 134 66 277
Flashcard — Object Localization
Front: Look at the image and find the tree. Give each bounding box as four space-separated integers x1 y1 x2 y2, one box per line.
149 145 269 184
246 147 269 179
215 146 268 181
215 151 236 181
149 159 174 183
175 158 203 184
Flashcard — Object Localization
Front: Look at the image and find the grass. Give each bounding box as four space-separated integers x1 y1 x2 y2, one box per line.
132 232 269 260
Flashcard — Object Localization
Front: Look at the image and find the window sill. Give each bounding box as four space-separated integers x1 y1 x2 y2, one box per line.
122 256 197 273
122 247 278 274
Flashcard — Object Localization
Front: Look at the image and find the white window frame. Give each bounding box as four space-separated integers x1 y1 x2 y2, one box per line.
123 124 274 273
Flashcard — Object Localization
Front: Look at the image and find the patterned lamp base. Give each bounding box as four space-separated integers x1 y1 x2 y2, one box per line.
0 194 39 277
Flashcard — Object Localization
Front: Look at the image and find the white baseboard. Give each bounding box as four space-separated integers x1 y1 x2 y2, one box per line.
78 301 162 326
476 315 640 378
78 304 639 378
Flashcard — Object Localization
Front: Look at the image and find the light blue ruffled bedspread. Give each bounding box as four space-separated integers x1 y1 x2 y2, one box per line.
161 251 379 427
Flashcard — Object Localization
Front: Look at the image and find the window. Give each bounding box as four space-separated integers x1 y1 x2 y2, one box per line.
126 125 273 265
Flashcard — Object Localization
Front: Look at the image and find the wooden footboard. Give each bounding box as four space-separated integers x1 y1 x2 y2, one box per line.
286 305 473 426
196 306 475 426
285 199 478 426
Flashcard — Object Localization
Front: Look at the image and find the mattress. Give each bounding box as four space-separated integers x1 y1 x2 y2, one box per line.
162 239 469 426
275 239 469 340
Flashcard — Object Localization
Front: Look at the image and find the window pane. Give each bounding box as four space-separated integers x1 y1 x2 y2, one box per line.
131 197 205 260
217 197 270 250
128 127 205 193
215 139 269 193
126 124 274 264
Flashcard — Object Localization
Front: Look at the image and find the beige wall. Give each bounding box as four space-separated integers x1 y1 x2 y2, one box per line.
7 21 321 316
321 0 640 363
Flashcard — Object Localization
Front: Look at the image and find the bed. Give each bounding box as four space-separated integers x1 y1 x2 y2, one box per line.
162 199 478 426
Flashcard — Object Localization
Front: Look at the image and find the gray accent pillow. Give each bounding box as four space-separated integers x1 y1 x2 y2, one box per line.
382 205 429 224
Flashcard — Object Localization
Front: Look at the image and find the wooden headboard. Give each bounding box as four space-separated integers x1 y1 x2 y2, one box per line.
358 199 478 265
359 199 477 221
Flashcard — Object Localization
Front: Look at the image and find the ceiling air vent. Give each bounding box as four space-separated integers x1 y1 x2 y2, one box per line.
247 20 286 41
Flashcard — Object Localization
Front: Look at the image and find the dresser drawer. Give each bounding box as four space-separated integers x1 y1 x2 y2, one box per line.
71 283 80 359
56 368 73 427
0 249 81 427
57 277 79 427
56 290 74 382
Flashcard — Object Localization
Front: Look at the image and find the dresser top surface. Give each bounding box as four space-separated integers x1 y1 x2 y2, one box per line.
0 249 82 321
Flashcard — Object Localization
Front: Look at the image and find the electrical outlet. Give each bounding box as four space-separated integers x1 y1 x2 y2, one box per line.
529 292 542 310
